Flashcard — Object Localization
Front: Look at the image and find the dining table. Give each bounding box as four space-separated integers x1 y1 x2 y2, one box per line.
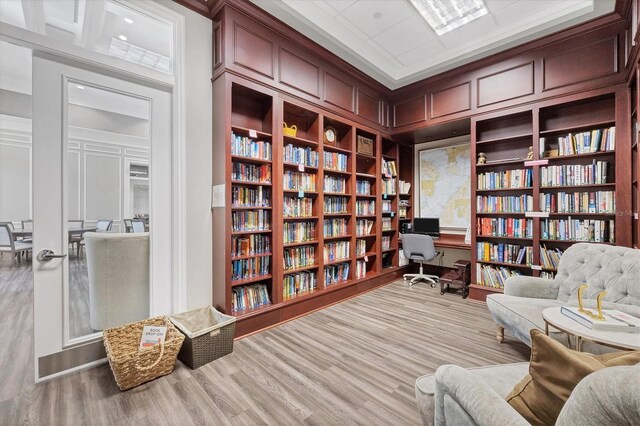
12 227 98 257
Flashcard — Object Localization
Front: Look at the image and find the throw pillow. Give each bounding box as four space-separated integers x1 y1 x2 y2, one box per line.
506 329 640 426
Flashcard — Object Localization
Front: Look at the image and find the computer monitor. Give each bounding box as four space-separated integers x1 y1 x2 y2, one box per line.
413 217 440 238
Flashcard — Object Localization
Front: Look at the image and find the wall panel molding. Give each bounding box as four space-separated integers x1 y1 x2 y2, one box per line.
233 23 274 79
542 36 619 91
430 82 471 119
278 48 320 98
477 62 534 107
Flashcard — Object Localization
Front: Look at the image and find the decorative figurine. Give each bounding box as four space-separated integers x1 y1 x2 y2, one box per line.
526 146 534 160
596 290 608 320
477 152 486 165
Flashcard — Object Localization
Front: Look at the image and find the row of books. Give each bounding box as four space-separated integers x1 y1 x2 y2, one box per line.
232 162 271 183
540 126 615 157
324 175 347 193
541 218 614 243
324 241 350 262
356 219 374 236
283 246 316 271
231 133 272 160
324 218 348 237
356 260 367 279
232 210 270 232
381 236 390 250
283 221 316 244
476 217 533 238
283 271 317 301
324 263 350 285
477 169 533 190
382 200 392 213
356 200 375 216
539 191 615 214
382 217 392 230
356 180 372 195
324 196 349 214
382 159 397 177
283 196 313 218
231 257 270 281
477 242 532 265
540 245 564 270
283 171 316 191
232 234 270 257
399 180 411 195
231 283 271 313
231 186 270 208
356 239 367 256
476 195 534 213
540 161 610 187
476 264 521 288
324 152 349 172
283 144 318 167
382 178 397 195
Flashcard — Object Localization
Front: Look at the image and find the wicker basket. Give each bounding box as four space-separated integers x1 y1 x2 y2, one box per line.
103 316 185 390
169 306 236 369
283 122 297 137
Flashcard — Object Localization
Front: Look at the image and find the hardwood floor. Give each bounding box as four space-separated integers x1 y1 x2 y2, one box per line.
0 257 530 425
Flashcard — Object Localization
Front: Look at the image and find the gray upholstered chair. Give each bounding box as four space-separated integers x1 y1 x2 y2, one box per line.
486 243 640 352
0 223 32 263
84 232 150 330
402 233 439 287
415 363 640 426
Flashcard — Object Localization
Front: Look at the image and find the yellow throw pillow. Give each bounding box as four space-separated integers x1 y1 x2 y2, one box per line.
506 329 640 426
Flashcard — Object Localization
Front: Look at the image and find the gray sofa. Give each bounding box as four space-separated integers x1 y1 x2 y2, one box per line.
415 363 640 425
486 243 640 349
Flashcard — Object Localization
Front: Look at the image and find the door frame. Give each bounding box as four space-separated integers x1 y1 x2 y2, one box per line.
0 0 188 381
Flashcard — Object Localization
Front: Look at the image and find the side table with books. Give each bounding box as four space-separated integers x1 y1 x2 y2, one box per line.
542 307 640 351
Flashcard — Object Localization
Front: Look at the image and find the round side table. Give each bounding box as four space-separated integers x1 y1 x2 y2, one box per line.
542 307 640 351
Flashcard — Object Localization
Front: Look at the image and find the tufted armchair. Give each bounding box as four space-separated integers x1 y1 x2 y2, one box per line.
486 243 640 352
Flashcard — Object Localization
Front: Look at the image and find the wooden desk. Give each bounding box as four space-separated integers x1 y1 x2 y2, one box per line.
433 234 470 250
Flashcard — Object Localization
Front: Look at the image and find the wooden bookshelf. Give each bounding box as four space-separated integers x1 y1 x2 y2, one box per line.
213 77 409 336
470 92 625 301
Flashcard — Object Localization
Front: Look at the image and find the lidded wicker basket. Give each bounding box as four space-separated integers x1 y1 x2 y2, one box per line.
103 316 184 391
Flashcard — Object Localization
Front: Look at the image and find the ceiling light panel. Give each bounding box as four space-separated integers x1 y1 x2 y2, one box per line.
409 0 489 35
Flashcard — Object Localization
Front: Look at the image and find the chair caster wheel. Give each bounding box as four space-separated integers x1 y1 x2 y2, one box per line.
440 291 445 295
431 284 436 288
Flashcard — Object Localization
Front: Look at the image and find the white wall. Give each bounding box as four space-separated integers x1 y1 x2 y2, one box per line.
159 0 213 310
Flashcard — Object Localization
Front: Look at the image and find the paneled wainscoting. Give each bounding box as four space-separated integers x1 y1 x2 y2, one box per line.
0 257 529 425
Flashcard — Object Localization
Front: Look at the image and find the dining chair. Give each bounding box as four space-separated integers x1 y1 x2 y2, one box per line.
96 219 113 232
68 220 84 257
0 223 32 263
20 220 33 243
123 219 133 233
131 220 146 233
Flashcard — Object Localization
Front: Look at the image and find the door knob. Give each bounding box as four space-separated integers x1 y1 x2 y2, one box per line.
37 249 68 262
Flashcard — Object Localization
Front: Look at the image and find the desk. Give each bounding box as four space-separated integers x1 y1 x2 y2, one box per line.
543 307 640 351
433 234 470 250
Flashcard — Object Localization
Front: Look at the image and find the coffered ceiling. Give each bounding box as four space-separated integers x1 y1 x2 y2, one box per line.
249 0 616 89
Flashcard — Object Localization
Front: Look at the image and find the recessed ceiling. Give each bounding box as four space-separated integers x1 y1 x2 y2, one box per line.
250 0 616 89
0 0 173 74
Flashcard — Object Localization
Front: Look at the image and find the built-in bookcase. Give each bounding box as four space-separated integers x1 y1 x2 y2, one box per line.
228 84 275 314
381 138 399 269
470 92 624 301
631 74 639 249
213 77 409 333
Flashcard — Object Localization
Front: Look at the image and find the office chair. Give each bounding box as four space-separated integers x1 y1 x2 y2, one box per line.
402 233 439 287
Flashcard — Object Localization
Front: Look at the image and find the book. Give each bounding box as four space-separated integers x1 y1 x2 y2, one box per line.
561 307 640 333
139 325 167 349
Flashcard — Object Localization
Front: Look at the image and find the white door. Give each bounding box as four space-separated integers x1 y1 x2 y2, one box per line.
32 53 173 381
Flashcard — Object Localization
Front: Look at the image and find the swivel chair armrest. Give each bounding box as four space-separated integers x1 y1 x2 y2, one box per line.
434 365 528 426
504 275 559 299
